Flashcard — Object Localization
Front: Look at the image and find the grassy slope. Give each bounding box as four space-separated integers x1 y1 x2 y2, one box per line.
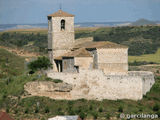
0 48 25 78
129 48 160 63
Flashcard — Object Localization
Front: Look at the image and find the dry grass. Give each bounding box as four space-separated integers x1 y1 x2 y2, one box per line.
75 27 99 32
129 48 160 63
3 28 48 34
1 27 98 34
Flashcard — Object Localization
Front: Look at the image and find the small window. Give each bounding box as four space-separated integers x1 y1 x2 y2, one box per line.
61 19 65 30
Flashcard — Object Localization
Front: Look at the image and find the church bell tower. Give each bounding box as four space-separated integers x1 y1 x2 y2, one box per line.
47 9 75 71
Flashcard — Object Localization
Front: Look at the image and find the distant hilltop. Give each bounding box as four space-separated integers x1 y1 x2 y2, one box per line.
131 19 157 26
0 19 159 31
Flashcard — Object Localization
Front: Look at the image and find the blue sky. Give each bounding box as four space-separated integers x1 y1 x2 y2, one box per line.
0 0 160 24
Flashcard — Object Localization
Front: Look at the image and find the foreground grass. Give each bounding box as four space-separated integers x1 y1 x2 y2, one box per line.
0 48 25 78
129 48 160 64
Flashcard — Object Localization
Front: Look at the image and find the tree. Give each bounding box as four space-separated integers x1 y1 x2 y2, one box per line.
28 56 52 72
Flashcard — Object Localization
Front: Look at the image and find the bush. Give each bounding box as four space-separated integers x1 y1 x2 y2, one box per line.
35 107 39 113
28 56 52 71
25 108 29 114
6 108 9 113
105 113 110 119
29 70 35 75
98 107 103 112
129 60 156 66
79 112 86 120
89 105 93 110
45 106 50 113
118 106 123 112
53 79 63 83
41 118 45 120
153 104 159 111
92 112 98 119
157 110 160 117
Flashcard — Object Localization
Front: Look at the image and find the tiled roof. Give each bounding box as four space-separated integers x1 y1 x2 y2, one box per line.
48 10 74 17
0 112 14 120
74 41 128 49
55 48 92 60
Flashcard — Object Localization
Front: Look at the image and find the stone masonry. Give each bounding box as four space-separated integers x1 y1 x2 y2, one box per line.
44 10 155 100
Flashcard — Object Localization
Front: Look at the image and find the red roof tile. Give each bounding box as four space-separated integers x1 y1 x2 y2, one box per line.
48 10 74 17
0 112 14 120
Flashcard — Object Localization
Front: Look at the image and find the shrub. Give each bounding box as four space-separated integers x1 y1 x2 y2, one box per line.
153 104 159 111
105 113 110 119
68 101 74 106
46 77 53 81
98 107 103 112
35 107 39 113
118 106 123 112
6 108 9 113
157 110 160 117
92 112 98 119
139 107 143 112
28 56 52 71
41 118 45 120
79 112 86 120
14 109 18 114
29 70 35 75
45 106 50 113
89 105 93 110
53 79 63 83
68 109 75 115
25 108 29 114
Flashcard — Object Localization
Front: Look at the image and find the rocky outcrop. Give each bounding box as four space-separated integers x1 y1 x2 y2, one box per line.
24 81 72 98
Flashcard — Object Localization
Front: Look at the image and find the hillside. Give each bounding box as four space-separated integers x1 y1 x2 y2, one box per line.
0 49 159 119
0 31 160 119
0 48 25 79
0 25 160 56
131 19 157 26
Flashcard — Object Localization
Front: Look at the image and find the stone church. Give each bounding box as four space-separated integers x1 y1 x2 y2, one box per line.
47 9 128 75
47 10 155 100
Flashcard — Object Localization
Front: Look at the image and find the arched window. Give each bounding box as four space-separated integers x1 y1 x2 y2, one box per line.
61 19 65 30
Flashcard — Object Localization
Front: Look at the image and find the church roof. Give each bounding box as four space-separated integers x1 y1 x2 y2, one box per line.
73 41 128 49
48 10 74 17
55 48 92 60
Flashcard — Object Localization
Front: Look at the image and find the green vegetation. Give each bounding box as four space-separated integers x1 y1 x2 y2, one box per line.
129 48 160 63
0 32 47 53
0 48 25 78
76 26 160 56
1 25 160 56
28 56 52 72
0 26 160 119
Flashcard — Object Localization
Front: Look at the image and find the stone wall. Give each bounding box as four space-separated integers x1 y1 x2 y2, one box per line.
47 70 155 100
74 57 93 70
97 48 128 75
128 71 155 95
